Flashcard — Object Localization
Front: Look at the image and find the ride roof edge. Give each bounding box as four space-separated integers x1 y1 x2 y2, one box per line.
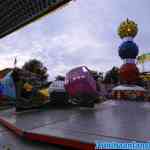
0 0 72 39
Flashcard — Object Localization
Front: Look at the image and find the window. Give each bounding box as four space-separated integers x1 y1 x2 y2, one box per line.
82 67 88 72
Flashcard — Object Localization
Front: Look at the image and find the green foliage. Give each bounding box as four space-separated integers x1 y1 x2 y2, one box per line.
104 67 120 84
55 75 65 81
90 70 103 81
22 59 48 82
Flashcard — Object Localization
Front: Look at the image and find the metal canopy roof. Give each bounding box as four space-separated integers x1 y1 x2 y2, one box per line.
112 85 146 91
0 0 72 38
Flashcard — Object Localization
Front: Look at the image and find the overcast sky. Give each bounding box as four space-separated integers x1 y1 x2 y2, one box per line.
0 0 149 80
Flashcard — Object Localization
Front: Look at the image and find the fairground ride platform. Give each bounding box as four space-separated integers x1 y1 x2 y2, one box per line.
0 126 73 150
1 100 150 150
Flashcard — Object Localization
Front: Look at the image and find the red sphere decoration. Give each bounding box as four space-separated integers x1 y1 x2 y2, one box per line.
119 64 139 83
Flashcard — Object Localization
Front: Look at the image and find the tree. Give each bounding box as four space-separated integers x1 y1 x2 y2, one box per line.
90 70 98 80
22 59 48 82
104 67 120 84
98 72 104 81
90 70 103 81
55 75 65 81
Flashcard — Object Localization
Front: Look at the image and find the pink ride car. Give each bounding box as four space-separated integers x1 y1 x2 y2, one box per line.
64 66 98 107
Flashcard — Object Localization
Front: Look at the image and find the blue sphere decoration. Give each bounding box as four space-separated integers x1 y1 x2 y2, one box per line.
118 41 139 59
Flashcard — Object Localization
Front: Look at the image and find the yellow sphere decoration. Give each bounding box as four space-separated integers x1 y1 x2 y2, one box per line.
118 18 138 39
23 82 33 92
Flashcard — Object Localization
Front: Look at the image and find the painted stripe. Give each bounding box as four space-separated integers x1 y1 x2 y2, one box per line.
0 117 23 136
24 132 95 150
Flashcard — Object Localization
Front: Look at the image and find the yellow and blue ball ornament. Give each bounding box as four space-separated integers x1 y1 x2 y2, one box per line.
118 18 138 39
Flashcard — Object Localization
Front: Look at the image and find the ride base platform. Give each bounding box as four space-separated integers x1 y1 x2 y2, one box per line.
0 100 150 150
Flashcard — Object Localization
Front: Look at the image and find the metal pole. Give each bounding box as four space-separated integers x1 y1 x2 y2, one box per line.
142 63 145 73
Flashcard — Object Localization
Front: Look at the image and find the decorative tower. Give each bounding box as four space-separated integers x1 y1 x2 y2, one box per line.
118 19 140 84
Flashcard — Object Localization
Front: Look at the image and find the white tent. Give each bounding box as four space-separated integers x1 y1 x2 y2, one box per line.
112 85 146 92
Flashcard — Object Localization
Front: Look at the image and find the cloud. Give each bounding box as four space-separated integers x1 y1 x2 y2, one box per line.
0 0 149 80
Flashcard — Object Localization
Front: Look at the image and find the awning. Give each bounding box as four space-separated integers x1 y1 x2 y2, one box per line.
0 0 72 38
112 85 146 92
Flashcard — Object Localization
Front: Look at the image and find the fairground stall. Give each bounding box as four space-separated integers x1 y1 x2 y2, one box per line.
112 85 146 100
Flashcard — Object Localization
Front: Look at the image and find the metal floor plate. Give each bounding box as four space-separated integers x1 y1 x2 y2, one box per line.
30 101 150 143
0 107 81 130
